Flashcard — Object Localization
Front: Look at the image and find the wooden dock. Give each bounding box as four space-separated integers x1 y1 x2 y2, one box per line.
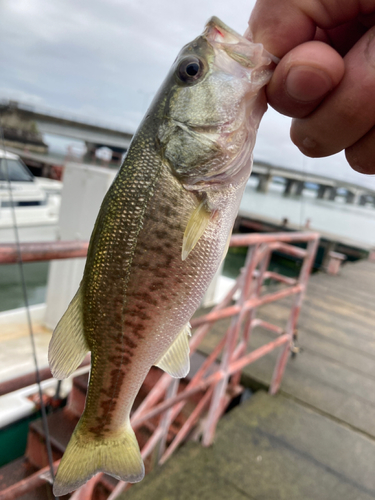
199 258 375 437
123 259 375 500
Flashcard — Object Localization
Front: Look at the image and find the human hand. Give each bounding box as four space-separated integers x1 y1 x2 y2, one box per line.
248 0 375 174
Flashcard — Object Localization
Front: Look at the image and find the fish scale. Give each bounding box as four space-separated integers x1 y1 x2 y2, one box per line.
48 16 274 496
82 129 163 432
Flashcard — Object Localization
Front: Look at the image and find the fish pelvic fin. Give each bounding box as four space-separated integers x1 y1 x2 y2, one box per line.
155 323 191 378
53 419 144 496
48 287 89 380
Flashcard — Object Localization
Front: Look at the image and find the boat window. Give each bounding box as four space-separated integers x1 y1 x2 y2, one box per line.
0 159 34 182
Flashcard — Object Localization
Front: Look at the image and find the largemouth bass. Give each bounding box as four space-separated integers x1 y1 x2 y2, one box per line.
50 16 273 496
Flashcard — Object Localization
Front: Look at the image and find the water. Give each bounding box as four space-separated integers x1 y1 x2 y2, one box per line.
240 185 375 249
223 246 302 281
0 262 49 312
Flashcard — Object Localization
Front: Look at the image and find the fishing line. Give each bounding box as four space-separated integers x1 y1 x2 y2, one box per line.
0 109 58 500
299 154 307 230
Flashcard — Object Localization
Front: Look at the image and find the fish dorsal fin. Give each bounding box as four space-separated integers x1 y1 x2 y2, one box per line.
48 288 89 380
182 201 211 261
155 323 191 378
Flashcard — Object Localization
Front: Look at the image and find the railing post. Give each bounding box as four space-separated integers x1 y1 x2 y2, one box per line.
155 378 179 463
243 246 271 346
230 246 271 389
269 238 318 394
202 244 259 446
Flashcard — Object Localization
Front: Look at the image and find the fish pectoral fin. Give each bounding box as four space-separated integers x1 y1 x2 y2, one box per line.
155 323 191 378
53 418 144 496
48 287 89 380
182 201 212 261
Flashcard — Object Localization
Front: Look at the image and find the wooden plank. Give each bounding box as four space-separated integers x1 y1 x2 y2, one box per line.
257 298 375 362
303 286 375 321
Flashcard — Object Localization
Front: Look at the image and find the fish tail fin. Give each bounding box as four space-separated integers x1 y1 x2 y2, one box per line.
53 418 144 496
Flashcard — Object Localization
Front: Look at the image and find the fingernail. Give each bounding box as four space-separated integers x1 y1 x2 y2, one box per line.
285 65 333 102
302 137 317 150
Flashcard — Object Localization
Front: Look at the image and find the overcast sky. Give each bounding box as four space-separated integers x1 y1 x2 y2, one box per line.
1 0 375 190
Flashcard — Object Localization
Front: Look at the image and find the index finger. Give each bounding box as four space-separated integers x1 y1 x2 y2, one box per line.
248 0 375 57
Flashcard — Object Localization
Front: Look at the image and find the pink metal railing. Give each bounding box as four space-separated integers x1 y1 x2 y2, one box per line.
0 240 88 264
0 231 319 500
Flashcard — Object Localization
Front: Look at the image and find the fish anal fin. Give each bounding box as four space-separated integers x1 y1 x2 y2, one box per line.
53 419 144 496
155 323 191 378
48 288 89 380
182 201 211 261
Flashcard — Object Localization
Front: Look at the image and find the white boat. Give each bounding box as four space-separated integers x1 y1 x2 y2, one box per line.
0 150 62 243
0 163 115 429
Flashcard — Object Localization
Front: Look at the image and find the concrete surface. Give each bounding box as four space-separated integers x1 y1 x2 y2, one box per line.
123 391 375 500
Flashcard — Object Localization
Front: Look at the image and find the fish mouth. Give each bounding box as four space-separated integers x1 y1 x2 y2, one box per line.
203 16 278 69
204 16 245 45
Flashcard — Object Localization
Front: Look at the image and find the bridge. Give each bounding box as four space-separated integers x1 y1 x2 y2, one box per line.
1 100 133 153
2 101 374 208
252 160 375 206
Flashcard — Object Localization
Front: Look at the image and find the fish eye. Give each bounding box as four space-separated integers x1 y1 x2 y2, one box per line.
177 57 205 84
